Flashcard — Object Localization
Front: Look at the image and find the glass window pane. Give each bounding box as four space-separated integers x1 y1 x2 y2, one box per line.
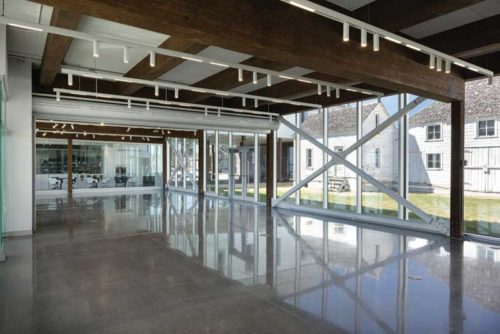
300 110 323 208
465 78 500 238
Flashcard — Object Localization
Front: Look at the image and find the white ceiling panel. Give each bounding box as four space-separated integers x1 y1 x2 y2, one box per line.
5 0 52 64
325 0 375 11
401 0 500 39
64 16 169 74
230 67 313 94
159 46 251 85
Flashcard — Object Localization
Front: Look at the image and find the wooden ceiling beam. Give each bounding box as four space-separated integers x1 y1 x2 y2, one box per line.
31 0 465 102
39 8 81 87
121 36 207 96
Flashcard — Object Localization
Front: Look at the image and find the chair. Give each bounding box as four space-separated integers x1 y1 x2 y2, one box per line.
49 177 61 190
85 176 98 189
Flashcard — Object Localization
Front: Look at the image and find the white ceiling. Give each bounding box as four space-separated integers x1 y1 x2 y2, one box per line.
401 0 500 39
325 0 376 11
4 0 52 64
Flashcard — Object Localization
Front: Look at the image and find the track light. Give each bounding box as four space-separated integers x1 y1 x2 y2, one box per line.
326 86 331 97
100 122 104 126
126 127 131 132
336 88 340 98
373 34 379 51
253 72 257 84
121 136 125 140
149 51 155 67
130 136 132 140
361 28 367 47
43 132 47 137
142 137 145 141
84 131 87 136
445 59 451 74
68 73 73 86
343 22 349 42
76 134 78 138
204 107 208 116
123 46 129 64
267 74 272 86
52 123 59 128
289 1 315 12
128 99 131 109
317 84 322 95
217 109 221 117
93 40 99 58
254 99 258 108
242 97 246 107
146 101 150 111
429 54 435 69
161 129 165 135
154 85 159 96
238 68 243 82
436 57 442 72
384 36 402 44
93 134 96 139
174 88 179 99
61 124 66 129
146 137 150 142
56 91 60 102
71 124 74 130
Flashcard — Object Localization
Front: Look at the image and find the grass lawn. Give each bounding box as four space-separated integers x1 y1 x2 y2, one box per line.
221 183 500 237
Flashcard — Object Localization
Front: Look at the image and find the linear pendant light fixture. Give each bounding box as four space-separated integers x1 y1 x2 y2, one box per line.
53 88 280 119
282 0 494 79
61 67 322 109
0 16 382 97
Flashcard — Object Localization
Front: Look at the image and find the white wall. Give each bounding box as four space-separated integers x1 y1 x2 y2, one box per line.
4 59 32 235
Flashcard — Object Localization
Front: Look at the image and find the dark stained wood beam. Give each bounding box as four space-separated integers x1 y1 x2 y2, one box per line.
121 36 207 95
39 8 81 87
421 14 500 59
353 0 483 32
31 0 465 102
450 100 465 238
181 57 291 103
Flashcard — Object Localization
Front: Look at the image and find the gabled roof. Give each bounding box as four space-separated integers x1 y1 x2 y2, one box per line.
410 77 500 127
300 102 389 138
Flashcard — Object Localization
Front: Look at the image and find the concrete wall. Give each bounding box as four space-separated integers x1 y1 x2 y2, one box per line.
4 59 32 235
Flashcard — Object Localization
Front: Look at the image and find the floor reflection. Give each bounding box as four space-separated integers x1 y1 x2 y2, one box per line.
30 191 500 333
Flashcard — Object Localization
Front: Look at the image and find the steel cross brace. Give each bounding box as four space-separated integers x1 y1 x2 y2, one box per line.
273 102 448 234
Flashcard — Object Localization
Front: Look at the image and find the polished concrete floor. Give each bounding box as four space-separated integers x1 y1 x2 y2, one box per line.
1 191 499 333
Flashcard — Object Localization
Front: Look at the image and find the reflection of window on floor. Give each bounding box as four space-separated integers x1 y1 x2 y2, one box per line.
426 124 442 140
427 153 442 169
477 119 496 137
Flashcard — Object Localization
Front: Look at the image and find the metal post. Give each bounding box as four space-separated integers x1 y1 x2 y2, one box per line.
356 102 362 214
295 114 301 205
67 138 73 194
228 132 233 198
398 94 409 219
323 108 328 209
215 131 219 195
202 130 207 193
254 133 259 202
273 130 277 200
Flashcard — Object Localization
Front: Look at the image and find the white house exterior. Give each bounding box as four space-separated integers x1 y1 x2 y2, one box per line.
298 77 500 194
409 77 500 193
299 103 397 192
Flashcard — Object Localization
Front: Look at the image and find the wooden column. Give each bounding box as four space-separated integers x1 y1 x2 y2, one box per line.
162 140 167 193
67 138 73 194
198 132 204 195
266 131 275 207
450 100 465 238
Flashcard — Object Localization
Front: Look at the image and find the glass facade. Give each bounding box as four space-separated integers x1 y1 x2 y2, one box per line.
166 137 198 192
35 139 163 192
